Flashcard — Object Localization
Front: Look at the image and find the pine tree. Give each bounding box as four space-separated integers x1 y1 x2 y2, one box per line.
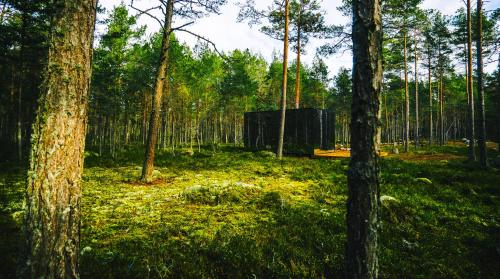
141 0 174 182
239 0 331 109
476 0 488 167
466 0 476 160
277 0 290 160
347 0 382 277
23 0 97 277
139 0 227 181
384 0 423 152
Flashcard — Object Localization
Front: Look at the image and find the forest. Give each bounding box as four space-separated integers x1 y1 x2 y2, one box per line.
0 0 499 278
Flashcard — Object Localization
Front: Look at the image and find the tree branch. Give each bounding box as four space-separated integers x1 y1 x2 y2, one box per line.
171 21 195 31
129 1 164 28
176 28 226 58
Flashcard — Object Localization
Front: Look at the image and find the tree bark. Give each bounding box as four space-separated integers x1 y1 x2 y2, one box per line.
294 19 301 109
141 0 174 181
384 91 389 143
23 0 97 277
497 53 500 152
141 91 148 144
466 0 476 160
428 43 433 145
124 101 130 146
277 0 289 160
414 32 419 149
17 10 27 163
476 0 488 167
439 72 444 145
17 77 22 161
403 31 410 152
347 0 382 278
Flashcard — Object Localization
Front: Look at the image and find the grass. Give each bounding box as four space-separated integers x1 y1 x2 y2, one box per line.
1 144 499 278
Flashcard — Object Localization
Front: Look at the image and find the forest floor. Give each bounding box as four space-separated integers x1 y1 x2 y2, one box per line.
1 144 499 278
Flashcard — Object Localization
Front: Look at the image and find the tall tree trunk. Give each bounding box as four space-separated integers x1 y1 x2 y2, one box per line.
17 11 27 163
141 0 174 181
403 31 409 152
294 20 301 109
439 72 444 145
476 0 488 167
384 91 389 143
17 78 22 161
23 1 97 277
141 92 148 144
124 108 130 145
497 53 500 152
98 113 103 155
347 0 382 277
428 44 433 145
161 80 170 149
466 0 476 160
9 64 16 148
414 32 419 149
277 0 289 160
465 48 470 134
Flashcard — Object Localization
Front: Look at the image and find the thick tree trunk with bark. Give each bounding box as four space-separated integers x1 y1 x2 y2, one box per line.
476 0 488 167
347 0 382 277
466 0 476 161
142 0 174 181
277 0 289 160
23 0 97 277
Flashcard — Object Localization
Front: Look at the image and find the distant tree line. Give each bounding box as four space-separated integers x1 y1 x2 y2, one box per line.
1 2 498 166
329 0 500 157
0 2 335 164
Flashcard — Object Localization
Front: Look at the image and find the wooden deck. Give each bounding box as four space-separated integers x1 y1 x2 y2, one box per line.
312 149 389 159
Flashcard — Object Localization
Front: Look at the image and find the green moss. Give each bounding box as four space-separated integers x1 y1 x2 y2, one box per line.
1 145 499 277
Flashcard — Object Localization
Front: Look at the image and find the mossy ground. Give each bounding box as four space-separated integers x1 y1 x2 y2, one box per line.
1 144 499 278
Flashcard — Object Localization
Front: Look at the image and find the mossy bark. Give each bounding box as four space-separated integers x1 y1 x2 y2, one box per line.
23 0 97 277
142 0 174 182
347 0 382 278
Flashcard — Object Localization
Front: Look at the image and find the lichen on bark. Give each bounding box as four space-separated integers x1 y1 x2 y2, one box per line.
22 1 97 278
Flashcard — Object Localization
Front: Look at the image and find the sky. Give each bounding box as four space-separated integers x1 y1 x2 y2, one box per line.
98 0 500 78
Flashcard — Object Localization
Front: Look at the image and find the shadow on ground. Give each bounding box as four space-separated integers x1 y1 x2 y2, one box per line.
0 166 24 277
